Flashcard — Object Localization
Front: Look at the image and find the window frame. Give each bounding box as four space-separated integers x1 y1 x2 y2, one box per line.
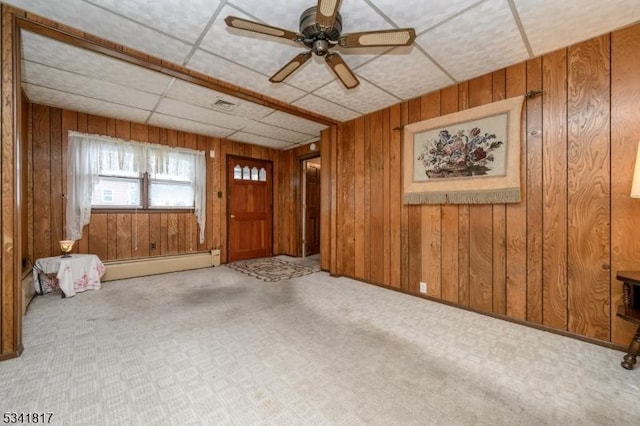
91 172 195 213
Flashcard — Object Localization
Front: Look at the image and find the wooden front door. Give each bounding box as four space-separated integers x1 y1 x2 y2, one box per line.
227 156 273 262
304 161 321 256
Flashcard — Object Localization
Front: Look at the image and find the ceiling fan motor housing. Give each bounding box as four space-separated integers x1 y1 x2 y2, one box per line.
299 6 342 56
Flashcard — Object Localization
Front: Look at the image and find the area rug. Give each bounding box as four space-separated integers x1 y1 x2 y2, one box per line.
226 256 320 282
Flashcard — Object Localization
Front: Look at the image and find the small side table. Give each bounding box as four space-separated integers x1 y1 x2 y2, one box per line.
615 271 640 369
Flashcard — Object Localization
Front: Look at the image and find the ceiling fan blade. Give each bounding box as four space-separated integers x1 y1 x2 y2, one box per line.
225 16 299 41
269 52 312 83
325 53 359 89
316 0 341 28
339 28 417 48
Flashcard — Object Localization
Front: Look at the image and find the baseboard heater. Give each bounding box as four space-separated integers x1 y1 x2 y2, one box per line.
102 249 221 282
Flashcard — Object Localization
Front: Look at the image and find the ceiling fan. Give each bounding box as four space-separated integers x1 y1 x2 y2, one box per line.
225 0 416 89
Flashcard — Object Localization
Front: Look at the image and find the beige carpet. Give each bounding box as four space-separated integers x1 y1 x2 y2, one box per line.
1 260 639 425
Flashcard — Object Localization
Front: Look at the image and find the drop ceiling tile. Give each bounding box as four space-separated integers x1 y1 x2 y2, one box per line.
186 49 305 104
200 5 303 76
21 31 173 95
242 122 310 144
293 94 360 122
229 132 295 150
260 111 328 136
355 47 454 100
165 79 274 120
148 113 235 139
155 98 251 130
313 78 399 115
369 0 480 33
22 60 160 110
7 0 191 64
415 0 529 82
514 0 640 56
23 83 151 123
87 0 221 43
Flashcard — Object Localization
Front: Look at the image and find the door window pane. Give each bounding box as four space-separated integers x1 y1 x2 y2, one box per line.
234 164 242 179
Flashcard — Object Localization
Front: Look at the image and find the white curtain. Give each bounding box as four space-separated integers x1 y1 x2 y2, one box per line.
66 131 207 243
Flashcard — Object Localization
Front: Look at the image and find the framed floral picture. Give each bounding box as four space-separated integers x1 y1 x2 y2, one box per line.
402 96 524 204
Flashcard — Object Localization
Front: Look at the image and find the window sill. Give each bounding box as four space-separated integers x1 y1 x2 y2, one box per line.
91 208 195 214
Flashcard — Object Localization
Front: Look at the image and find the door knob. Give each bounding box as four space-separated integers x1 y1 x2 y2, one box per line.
230 214 235 218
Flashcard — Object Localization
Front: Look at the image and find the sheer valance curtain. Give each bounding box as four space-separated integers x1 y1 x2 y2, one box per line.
66 131 207 243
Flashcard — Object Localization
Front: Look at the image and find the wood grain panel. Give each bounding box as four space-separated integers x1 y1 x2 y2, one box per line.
542 49 569 329
388 104 402 288
48 108 63 256
457 82 470 306
492 69 507 314
370 110 384 284
407 98 422 293
339 120 355 277
148 212 161 257
525 58 544 324
567 35 611 340
440 85 460 304
468 75 493 312
420 92 442 298
116 213 132 259
31 104 51 260
107 213 117 260
381 108 391 285
363 115 371 281
610 23 640 346
167 213 178 254
89 214 108 260
320 129 332 271
505 62 528 320
354 116 366 278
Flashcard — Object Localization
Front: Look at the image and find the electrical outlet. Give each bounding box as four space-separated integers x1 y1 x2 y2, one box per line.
419 281 427 294
150 242 157 250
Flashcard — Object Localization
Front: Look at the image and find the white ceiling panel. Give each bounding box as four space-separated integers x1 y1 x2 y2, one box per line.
242 122 311 144
148 113 235 139
293 94 360 122
369 0 481 33
165 79 274 120
229 132 295 150
22 60 160 111
356 47 454 100
514 0 640 56
21 31 173 95
6 0 192 64
260 111 328 136
415 0 529 82
23 83 151 123
187 49 305 104
87 0 221 44
155 98 252 130
199 5 302 76
313 78 400 115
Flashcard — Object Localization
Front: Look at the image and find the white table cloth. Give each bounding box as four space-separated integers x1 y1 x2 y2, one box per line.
33 254 106 297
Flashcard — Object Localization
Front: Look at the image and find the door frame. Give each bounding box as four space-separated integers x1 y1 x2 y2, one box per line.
299 153 321 257
226 154 274 262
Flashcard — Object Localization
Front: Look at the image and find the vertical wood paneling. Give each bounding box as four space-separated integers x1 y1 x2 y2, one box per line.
420 92 442 298
457 82 470 306
542 49 569 329
492 69 507 314
468 75 494 313
363 115 371 280
407 98 422 293
370 110 384 284
526 58 544 323
382 108 391 285
505 62 528 320
31 104 50 261
49 108 63 256
567 35 611 340
339 120 355 277
440 86 460 304
89 214 108 260
116 213 132 259
611 24 640 346
354 117 366 278
388 104 402 288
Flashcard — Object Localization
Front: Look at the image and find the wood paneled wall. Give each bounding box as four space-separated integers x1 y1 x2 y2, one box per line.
26 104 311 265
1 4 22 360
326 23 640 346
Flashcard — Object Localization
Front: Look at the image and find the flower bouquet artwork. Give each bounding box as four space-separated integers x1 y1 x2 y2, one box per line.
403 96 524 205
417 127 506 180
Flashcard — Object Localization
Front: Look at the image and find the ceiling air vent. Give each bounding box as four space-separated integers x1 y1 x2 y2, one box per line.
212 98 238 112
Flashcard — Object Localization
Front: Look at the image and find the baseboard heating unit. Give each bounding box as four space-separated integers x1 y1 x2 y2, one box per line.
102 249 221 282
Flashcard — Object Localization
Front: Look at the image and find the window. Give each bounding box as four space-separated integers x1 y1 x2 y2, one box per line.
66 131 206 243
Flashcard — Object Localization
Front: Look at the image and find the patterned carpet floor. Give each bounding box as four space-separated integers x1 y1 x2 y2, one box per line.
226 256 320 282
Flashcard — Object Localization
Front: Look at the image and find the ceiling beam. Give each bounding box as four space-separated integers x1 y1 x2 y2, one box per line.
15 16 340 128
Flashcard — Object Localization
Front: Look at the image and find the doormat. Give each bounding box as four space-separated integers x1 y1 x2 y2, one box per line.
226 257 320 282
